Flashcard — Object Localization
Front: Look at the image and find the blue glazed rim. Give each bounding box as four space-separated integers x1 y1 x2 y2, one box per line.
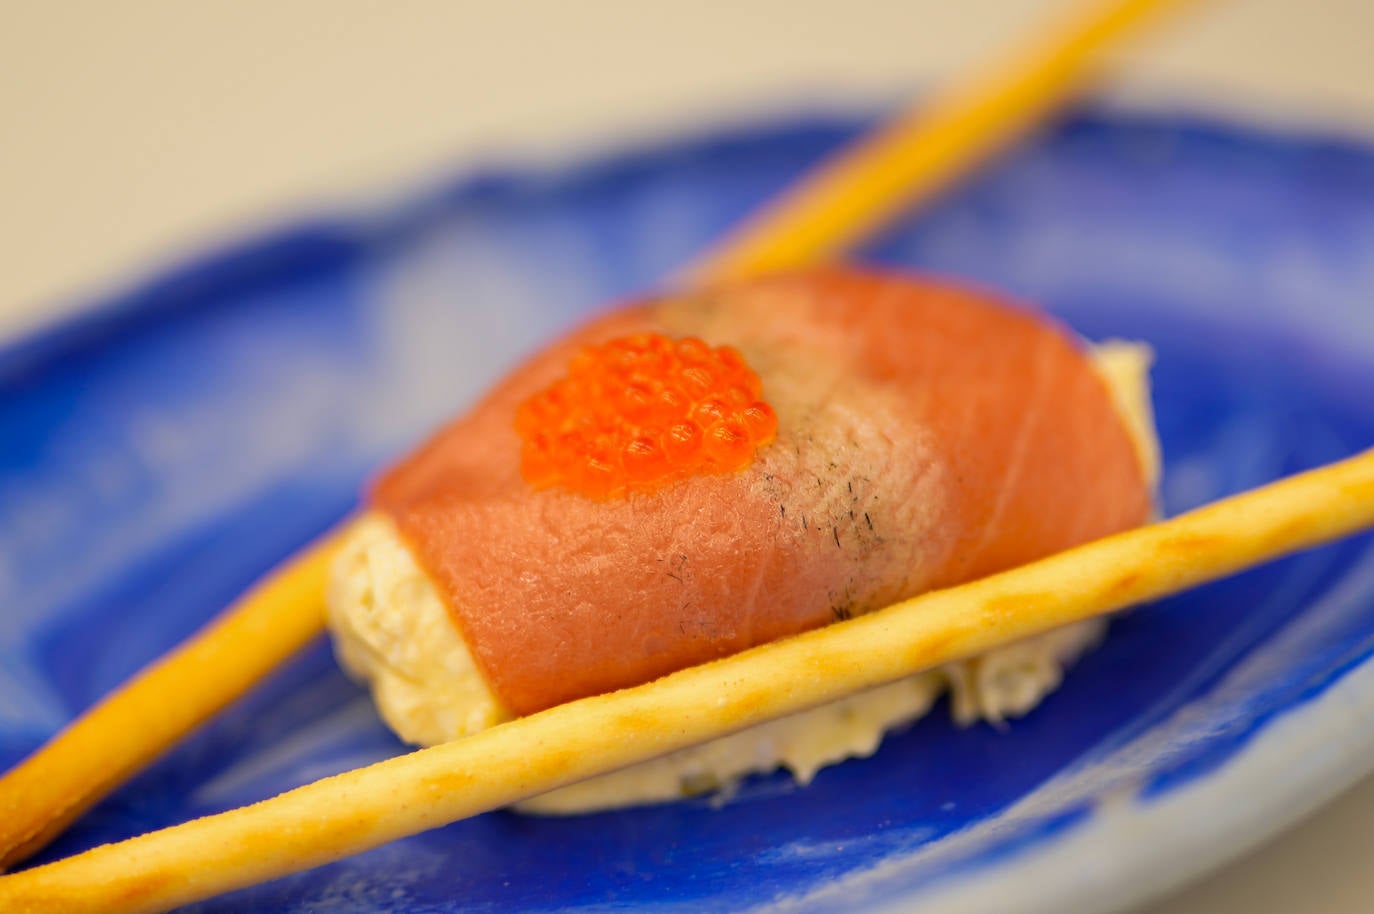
7 99 1374 389
4 102 1374 914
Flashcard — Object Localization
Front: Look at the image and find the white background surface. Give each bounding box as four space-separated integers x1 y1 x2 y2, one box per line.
4 2 1373 912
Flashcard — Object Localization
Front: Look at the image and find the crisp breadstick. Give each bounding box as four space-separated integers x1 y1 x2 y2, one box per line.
0 528 347 871
0 0 1202 867
690 0 1197 284
4 448 1372 914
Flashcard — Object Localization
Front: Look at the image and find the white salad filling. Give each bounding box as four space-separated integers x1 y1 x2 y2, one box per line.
327 342 1158 814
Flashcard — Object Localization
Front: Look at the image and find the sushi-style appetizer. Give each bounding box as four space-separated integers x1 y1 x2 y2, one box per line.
329 266 1159 810
12 6 1374 911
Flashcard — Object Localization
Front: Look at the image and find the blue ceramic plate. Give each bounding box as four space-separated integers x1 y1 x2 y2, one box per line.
3 107 1374 914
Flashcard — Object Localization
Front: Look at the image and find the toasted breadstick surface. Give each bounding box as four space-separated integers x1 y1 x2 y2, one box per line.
0 527 347 872
3 448 1371 914
689 0 1196 283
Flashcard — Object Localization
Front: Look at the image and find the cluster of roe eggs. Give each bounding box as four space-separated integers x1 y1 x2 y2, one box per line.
516 333 778 499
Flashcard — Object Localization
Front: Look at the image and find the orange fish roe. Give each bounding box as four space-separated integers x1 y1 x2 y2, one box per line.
516 333 778 498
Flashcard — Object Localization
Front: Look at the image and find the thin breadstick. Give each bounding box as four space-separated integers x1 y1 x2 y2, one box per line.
0 528 347 871
689 0 1196 284
0 0 1204 868
3 448 1371 914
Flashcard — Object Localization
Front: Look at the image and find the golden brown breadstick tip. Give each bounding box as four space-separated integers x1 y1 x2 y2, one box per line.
0 527 348 871
690 0 1199 283
3 448 1371 914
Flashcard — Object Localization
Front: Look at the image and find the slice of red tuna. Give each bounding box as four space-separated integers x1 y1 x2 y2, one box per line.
372 267 1152 716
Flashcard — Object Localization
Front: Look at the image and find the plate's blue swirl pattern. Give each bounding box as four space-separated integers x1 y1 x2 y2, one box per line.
2 109 1373 914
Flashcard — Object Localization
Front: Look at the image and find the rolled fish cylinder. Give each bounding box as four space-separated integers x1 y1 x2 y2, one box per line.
328 267 1159 812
